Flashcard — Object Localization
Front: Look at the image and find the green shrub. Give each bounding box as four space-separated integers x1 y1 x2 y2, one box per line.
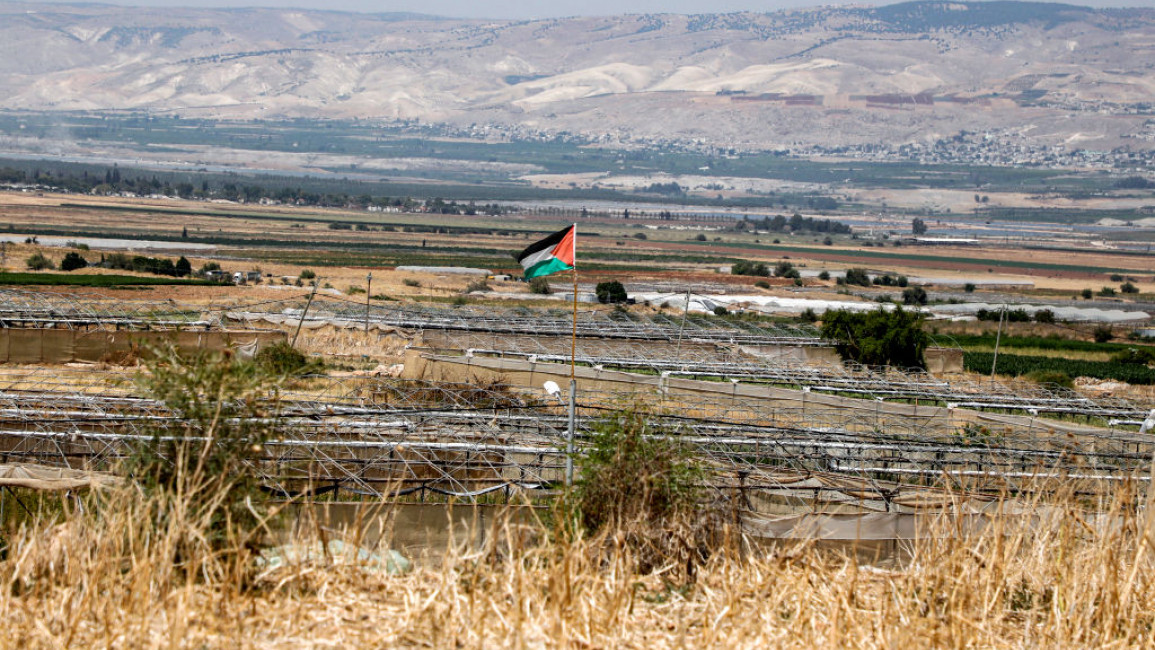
403 278 421 288
1033 309 1055 324
60 252 88 272
818 271 830 281
253 341 320 376
595 280 628 304
464 280 491 294
1024 370 1074 389
529 276 552 295
731 260 770 277
1094 325 1114 343
844 268 871 286
1111 348 1155 365
775 261 800 279
299 269 316 280
713 306 729 316
574 405 708 574
901 286 928 305
964 283 976 293
754 280 770 289
130 346 281 558
25 252 54 270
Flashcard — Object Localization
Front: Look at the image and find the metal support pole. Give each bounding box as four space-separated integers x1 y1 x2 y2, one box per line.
674 289 691 365
291 279 320 349
990 303 1006 383
566 378 576 487
365 272 372 333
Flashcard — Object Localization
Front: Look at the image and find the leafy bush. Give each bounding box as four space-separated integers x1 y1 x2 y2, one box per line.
843 268 871 286
818 271 830 281
1033 309 1055 324
574 405 710 575
775 261 800 279
529 276 551 294
1099 287 1116 297
596 280 628 304
1094 325 1114 343
902 286 928 305
1024 370 1074 389
60 251 88 272
403 278 421 288
130 347 281 557
253 341 320 376
25 252 54 270
1081 288 1093 300
731 260 770 277
964 283 976 293
800 308 818 323
754 280 770 289
1111 348 1155 365
820 306 928 368
464 280 491 294
1121 282 1139 294
299 269 316 280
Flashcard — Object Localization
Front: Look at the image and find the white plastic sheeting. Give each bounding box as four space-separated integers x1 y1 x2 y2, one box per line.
395 266 491 276
636 293 1150 323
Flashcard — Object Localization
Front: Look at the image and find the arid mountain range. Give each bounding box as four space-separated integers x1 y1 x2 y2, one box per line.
2 1 1154 151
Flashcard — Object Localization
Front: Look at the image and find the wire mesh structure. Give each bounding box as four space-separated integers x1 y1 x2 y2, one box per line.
0 288 225 330
0 368 1150 512
229 293 828 345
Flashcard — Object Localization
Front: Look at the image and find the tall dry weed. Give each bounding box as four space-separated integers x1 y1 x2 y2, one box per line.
2 478 1155 646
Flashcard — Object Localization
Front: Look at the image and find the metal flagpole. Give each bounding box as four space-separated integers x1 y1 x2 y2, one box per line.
567 224 577 487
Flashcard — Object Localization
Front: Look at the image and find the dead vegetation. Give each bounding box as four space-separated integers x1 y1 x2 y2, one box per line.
2 476 1155 647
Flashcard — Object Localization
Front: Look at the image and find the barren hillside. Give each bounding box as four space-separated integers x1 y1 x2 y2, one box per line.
1 1 1153 149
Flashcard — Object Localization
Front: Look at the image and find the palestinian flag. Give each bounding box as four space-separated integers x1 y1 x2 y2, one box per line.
518 224 575 279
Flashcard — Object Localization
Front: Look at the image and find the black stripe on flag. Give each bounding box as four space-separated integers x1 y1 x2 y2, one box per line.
516 225 574 264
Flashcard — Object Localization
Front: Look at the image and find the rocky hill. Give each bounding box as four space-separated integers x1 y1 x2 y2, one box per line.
1 0 1153 150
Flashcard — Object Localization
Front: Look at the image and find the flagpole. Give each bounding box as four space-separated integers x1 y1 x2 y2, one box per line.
566 223 577 488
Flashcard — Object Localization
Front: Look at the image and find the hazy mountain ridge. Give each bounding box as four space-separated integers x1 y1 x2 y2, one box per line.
1 1 1153 150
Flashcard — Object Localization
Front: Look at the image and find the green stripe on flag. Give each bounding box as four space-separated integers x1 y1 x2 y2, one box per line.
524 257 573 279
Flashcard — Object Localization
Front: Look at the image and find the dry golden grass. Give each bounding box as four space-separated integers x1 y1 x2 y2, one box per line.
3 479 1155 648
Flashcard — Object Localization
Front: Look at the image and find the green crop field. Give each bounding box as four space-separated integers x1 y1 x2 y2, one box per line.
0 272 212 287
965 351 1155 385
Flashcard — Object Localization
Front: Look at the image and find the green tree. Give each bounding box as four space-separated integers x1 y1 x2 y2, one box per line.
820 306 929 369
175 256 192 277
60 251 88 272
596 280 628 304
774 260 800 279
911 218 927 235
901 286 928 305
843 268 871 286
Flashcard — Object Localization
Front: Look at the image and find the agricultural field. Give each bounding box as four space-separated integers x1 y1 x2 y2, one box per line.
1 173 1154 648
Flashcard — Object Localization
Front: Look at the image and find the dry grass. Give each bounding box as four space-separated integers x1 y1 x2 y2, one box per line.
3 478 1155 648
